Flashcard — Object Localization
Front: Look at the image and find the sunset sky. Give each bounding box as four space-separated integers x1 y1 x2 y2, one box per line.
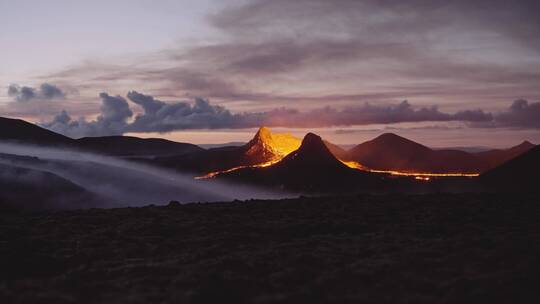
1 0 539 147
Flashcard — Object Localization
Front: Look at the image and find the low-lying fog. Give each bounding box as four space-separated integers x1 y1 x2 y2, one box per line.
0 143 289 209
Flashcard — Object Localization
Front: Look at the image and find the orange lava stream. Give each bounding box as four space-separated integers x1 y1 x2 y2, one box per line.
194 159 279 180
340 160 479 179
196 158 479 181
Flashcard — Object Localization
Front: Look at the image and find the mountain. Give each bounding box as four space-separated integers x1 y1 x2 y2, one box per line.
475 141 536 171
480 145 540 192
345 133 483 173
0 116 205 158
323 140 349 159
151 127 301 175
0 117 74 145
76 136 204 157
214 133 384 192
345 134 536 174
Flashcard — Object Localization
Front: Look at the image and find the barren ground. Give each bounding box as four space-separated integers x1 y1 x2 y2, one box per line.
1 193 539 303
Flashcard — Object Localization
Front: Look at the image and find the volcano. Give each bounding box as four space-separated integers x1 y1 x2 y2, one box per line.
214 133 384 192
243 127 301 162
345 133 536 174
151 127 301 175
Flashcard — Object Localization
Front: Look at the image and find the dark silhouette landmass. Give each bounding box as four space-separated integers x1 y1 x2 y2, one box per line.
481 145 540 192
1 194 539 303
216 133 384 192
76 136 203 157
0 117 73 145
0 116 538 209
345 133 535 173
476 140 536 171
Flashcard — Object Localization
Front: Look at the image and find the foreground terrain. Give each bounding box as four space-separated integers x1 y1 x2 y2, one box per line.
1 194 539 303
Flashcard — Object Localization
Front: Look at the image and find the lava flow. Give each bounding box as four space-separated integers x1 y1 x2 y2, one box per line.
195 127 481 180
340 160 479 178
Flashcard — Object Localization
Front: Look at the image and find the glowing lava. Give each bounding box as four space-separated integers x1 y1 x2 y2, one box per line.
340 160 479 179
245 127 301 160
196 127 301 179
196 128 481 180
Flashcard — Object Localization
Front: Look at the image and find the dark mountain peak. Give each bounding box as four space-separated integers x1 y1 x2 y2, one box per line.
0 116 73 145
280 132 346 169
300 132 326 149
372 133 427 148
294 133 336 159
482 145 540 192
376 133 403 140
517 140 535 148
506 140 536 154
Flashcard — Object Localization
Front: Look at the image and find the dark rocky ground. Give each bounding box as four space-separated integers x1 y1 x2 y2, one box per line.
1 193 539 303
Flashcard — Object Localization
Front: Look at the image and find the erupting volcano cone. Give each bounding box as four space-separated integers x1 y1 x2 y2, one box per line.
244 127 301 163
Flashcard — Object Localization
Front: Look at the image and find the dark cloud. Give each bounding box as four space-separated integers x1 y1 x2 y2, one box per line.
40 83 66 99
7 83 65 102
495 99 540 128
126 91 236 132
8 85 36 102
43 93 132 138
42 91 527 138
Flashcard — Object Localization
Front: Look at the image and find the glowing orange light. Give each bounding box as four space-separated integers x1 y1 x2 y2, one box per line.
196 128 481 181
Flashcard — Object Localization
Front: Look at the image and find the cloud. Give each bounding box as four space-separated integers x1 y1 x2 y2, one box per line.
494 99 540 128
7 83 65 102
41 0 540 112
42 91 511 137
42 93 132 138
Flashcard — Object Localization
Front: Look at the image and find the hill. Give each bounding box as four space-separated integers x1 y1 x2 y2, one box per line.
215 133 384 192
0 116 74 145
475 141 536 171
345 133 535 174
76 136 203 157
481 145 540 192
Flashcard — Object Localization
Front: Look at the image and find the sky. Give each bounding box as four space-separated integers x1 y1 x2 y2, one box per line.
1 0 540 148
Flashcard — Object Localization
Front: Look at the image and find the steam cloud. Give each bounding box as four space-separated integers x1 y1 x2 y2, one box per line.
43 91 533 138
0 142 286 209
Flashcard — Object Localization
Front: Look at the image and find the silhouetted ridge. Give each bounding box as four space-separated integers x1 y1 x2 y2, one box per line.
76 136 203 157
371 133 430 151
514 141 535 150
0 116 73 145
481 145 540 192
346 132 438 172
278 133 348 170
298 133 331 154
475 140 536 171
